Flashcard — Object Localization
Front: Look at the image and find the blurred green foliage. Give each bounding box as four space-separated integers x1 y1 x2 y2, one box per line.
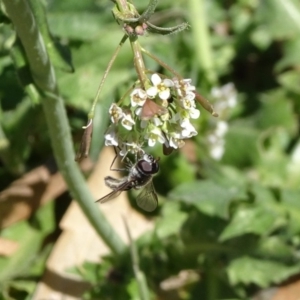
1 0 300 299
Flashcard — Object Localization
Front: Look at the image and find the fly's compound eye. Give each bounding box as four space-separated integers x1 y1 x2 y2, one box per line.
138 160 159 175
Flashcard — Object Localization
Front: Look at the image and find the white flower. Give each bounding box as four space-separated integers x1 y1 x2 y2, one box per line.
189 107 200 119
211 83 237 110
173 110 189 124
180 95 200 119
139 116 163 132
209 143 225 160
104 125 118 146
173 78 196 97
207 121 228 160
146 73 174 100
130 88 147 107
166 132 185 149
145 126 166 147
152 116 163 127
179 118 198 138
215 121 228 137
120 141 144 157
109 103 123 124
135 107 142 117
121 111 135 130
170 137 185 148
209 140 225 160
181 93 196 109
134 107 148 128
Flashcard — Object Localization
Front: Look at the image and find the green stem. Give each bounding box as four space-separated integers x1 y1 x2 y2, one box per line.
206 258 218 300
27 0 73 72
130 38 150 89
3 0 126 255
10 42 40 104
188 0 217 85
88 35 127 121
0 123 10 172
76 35 127 161
123 217 150 300
141 47 182 78
114 0 128 14
112 0 150 89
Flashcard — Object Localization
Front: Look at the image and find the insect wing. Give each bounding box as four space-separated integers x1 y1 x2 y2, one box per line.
96 179 131 204
96 190 122 203
136 181 158 212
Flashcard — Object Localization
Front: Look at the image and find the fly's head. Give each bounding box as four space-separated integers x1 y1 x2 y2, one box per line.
137 154 160 175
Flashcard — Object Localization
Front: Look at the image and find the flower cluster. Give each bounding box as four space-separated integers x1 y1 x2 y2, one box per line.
207 83 238 160
105 73 200 156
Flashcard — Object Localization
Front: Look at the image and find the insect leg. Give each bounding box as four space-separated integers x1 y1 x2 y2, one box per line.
109 148 126 172
109 146 132 172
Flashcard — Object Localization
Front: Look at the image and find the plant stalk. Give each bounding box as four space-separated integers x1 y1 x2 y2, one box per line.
188 0 217 84
3 0 126 255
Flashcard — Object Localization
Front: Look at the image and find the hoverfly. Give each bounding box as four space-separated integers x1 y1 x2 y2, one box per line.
96 152 160 212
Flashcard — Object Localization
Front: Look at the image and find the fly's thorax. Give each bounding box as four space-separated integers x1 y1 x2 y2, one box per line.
134 176 152 189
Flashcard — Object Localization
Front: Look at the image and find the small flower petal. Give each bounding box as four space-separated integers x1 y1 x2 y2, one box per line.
215 121 228 137
189 107 200 119
151 73 162 86
146 86 158 98
163 78 174 88
104 125 119 146
180 119 197 137
121 111 135 130
130 88 147 107
145 126 166 147
159 89 171 100
109 103 123 124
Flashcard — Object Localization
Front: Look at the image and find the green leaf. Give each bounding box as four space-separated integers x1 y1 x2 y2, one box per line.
126 278 141 300
250 183 277 204
230 3 254 34
220 184 287 241
77 262 101 284
222 124 260 167
48 12 111 41
250 26 272 50
227 256 300 288
255 90 297 135
168 180 247 219
275 39 300 72
277 70 300 94
219 205 278 241
155 153 195 194
0 202 55 282
255 0 300 39
8 280 36 295
255 128 295 186
155 202 188 239
57 37 133 111
256 236 294 260
1 98 41 174
48 0 97 12
281 189 300 235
